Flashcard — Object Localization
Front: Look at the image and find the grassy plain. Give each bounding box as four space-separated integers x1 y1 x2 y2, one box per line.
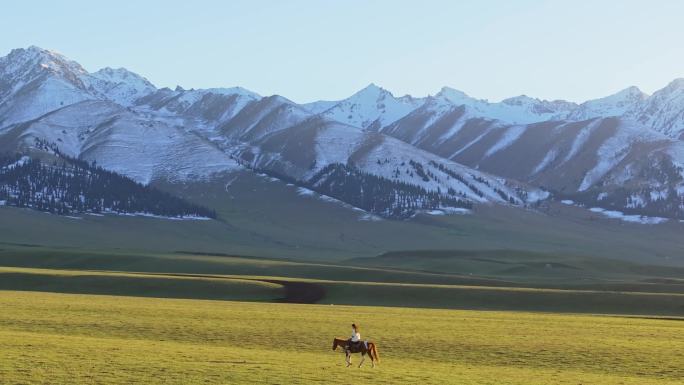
3 266 684 316
1 290 683 385
0 267 283 301
2 172 684 265
1 173 684 383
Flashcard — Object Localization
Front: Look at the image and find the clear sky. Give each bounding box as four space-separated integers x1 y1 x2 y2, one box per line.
2 0 684 103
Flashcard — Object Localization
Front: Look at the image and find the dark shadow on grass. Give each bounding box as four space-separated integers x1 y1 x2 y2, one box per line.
260 279 326 304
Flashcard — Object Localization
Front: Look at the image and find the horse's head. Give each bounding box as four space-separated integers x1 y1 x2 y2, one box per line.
332 338 338 351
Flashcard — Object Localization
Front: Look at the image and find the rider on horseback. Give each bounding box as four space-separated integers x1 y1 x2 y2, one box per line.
347 323 361 352
333 323 379 368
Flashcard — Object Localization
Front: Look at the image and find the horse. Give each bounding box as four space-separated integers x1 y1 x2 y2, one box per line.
332 337 380 368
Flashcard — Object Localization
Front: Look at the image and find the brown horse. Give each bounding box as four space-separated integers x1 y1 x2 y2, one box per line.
332 337 380 368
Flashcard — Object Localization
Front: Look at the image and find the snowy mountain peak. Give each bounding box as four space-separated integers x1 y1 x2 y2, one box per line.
434 87 575 124
628 78 684 137
397 94 421 103
353 83 393 100
0 46 97 127
663 78 684 91
604 86 648 104
167 85 260 99
648 79 684 102
566 86 649 121
315 84 426 129
25 45 59 55
361 82 382 91
436 87 478 105
619 85 647 96
501 95 537 105
1 46 88 80
9 45 74 64
201 86 261 99
92 67 156 88
86 67 156 106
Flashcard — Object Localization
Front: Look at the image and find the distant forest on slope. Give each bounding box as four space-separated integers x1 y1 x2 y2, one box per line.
0 153 216 219
309 163 473 218
241 157 473 219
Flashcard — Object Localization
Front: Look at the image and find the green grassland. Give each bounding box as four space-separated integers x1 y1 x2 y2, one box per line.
2 203 684 315
2 171 682 266
158 172 684 265
1 290 683 385
0 267 283 301
1 172 684 383
2 174 684 305
3 266 684 316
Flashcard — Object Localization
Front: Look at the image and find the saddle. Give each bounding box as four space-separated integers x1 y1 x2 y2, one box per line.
346 340 366 353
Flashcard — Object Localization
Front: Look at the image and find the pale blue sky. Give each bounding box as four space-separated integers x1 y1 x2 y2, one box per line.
3 0 684 103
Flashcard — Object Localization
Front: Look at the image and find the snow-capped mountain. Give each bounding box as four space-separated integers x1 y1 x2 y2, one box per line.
374 84 684 220
566 86 648 121
2 46 684 220
87 67 156 106
305 84 425 130
382 111 684 219
231 116 542 217
0 47 93 128
629 79 684 139
436 87 577 124
0 47 155 127
217 95 312 142
5 100 241 184
0 47 545 218
135 86 260 125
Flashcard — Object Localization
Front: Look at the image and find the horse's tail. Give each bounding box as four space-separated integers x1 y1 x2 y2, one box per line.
370 342 380 363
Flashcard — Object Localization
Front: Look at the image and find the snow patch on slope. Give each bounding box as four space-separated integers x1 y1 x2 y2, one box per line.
312 124 367 170
589 207 668 225
485 125 526 157
579 121 663 191
562 119 601 164
533 150 558 175
1 77 91 128
303 100 338 114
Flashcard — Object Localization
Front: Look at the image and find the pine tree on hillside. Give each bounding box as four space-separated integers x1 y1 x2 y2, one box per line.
0 154 216 219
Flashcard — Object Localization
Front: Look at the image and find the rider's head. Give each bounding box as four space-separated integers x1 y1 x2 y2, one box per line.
352 323 358 331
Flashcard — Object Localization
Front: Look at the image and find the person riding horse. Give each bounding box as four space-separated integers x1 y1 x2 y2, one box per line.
332 323 379 368
347 323 362 352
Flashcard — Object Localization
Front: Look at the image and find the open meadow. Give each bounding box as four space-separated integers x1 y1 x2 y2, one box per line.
1 290 683 385
2 185 684 383
4 3 684 385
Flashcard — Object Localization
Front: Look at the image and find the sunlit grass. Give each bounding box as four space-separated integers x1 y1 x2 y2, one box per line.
1 290 683 384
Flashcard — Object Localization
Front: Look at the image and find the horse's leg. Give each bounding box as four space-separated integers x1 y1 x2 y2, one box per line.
345 350 351 367
358 352 365 368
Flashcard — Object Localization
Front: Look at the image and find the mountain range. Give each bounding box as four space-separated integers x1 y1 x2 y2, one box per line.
1 46 683 221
